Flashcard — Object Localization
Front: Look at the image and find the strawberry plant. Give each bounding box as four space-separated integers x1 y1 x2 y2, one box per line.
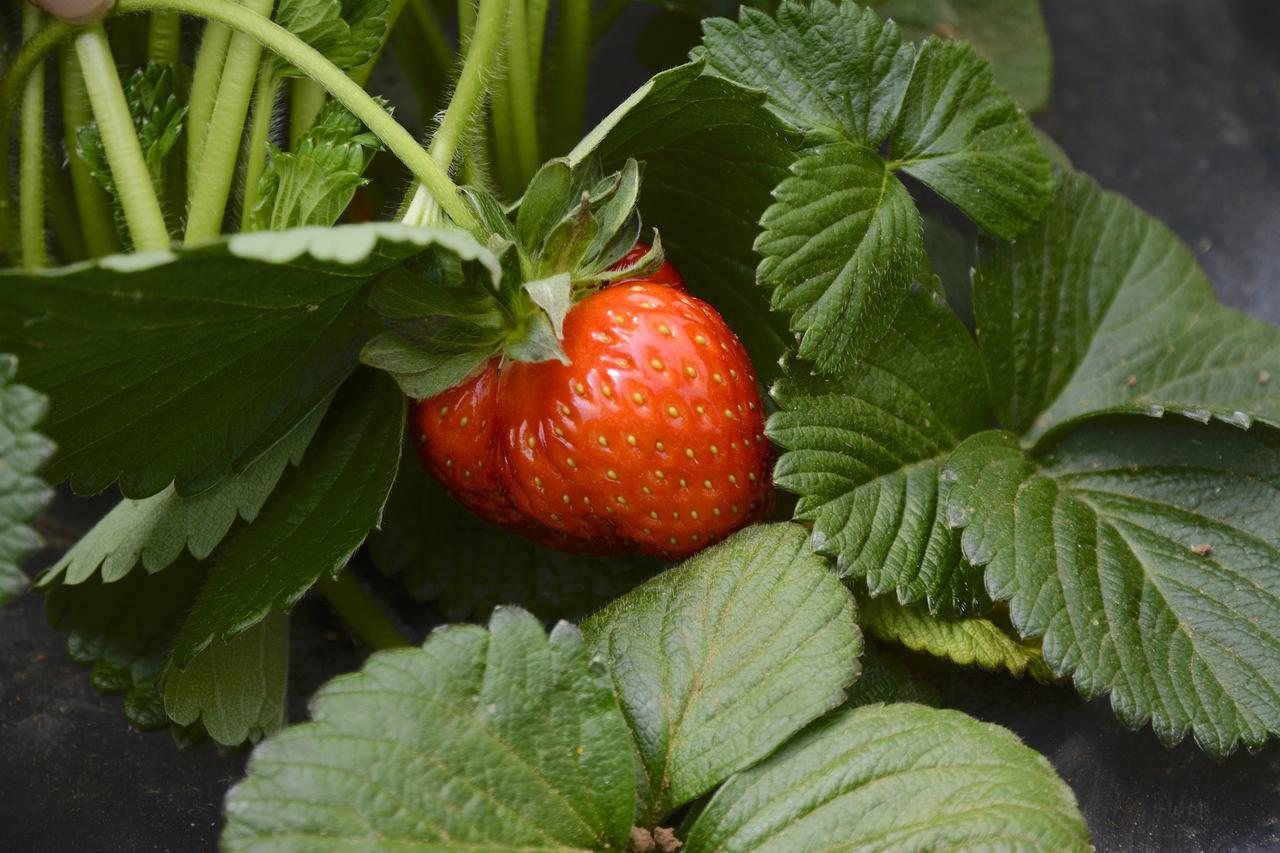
1 0 1277 848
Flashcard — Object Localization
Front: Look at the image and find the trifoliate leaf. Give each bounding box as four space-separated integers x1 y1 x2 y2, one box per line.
582 523 861 823
0 223 434 498
170 370 403 666
0 356 54 604
872 0 1053 112
859 593 1054 682
976 171 1280 444
569 60 800 381
42 394 330 586
248 100 384 231
163 612 289 746
946 419 1280 757
369 450 662 622
223 608 637 851
273 0 388 71
46 557 204 731
768 287 990 616
843 640 939 707
887 37 1053 240
682 703 1090 852
758 140 924 372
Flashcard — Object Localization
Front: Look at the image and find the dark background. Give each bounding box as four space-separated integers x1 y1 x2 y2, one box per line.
4 1 1280 850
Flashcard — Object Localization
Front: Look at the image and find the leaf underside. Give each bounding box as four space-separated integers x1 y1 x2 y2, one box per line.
0 356 54 604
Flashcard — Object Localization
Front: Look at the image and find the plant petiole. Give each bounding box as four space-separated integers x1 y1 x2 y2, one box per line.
316 571 412 651
240 60 280 230
19 5 48 268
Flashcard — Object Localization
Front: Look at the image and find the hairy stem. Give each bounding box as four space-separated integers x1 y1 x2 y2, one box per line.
458 0 477 44
44 148 88 263
187 18 235 192
288 78 327 148
548 0 590 156
241 62 280 228
19 5 47 268
316 571 411 651
76 25 170 252
117 0 477 230
148 11 183 64
61 48 120 258
184 0 274 242
505 0 539 183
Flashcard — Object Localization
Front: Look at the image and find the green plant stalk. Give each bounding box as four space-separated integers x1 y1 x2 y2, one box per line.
316 572 411 651
19 5 47 268
505 0 539 184
241 62 281 228
348 0 412 88
406 0 457 84
44 148 88 263
187 18 236 192
184 0 274 242
116 0 478 231
76 25 170 252
527 0 549 81
488 64 521 198
148 11 183 64
548 0 589 155
458 0 477 44
288 79 327 148
60 48 120 258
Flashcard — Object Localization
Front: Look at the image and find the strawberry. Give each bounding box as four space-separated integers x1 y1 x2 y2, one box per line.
413 258 771 558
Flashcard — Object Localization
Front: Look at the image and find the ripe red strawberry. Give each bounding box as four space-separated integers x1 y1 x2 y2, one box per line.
413 257 772 558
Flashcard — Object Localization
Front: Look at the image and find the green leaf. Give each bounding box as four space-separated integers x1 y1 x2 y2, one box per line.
976 171 1280 443
274 0 388 71
46 558 204 731
171 370 404 666
843 640 939 707
887 37 1053 239
0 223 434 498
223 608 636 851
683 703 1090 852
859 593 1054 682
946 419 1280 756
582 523 861 823
163 612 290 746
569 60 800 380
248 100 384 231
871 0 1053 112
768 287 990 616
370 446 662 622
758 140 924 372
701 1 915 144
0 356 54 604
42 395 330 586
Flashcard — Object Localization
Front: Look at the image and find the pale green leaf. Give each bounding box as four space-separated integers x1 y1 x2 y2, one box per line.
768 288 989 616
43 394 330 586
946 419 1280 756
683 703 1090 852
582 523 861 822
164 612 290 746
976 171 1280 443
758 140 924 373
223 608 636 851
0 356 54 604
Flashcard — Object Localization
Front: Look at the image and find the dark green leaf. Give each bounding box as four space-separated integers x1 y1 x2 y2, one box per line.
0 223 431 498
171 370 404 666
223 608 636 851
843 640 939 707
871 0 1053 112
888 37 1052 239
683 703 1090 851
976 171 1280 443
768 287 990 616
582 523 861 823
946 419 1280 756
369 450 662 622
163 612 290 746
758 139 923 372
0 356 54 604
274 0 388 71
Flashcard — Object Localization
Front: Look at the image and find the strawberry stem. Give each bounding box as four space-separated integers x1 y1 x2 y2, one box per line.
316 571 412 651
19 4 48 268
60 46 120 258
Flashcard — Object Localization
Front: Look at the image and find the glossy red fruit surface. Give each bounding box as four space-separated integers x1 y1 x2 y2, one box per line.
413 261 771 558
609 242 685 291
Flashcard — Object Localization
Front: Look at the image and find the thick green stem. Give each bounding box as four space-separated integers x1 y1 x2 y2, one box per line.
76 25 170 252
489 65 520 198
316 572 411 651
406 0 457 83
458 0 477 44
187 17 235 192
19 6 47 268
61 47 120 258
548 0 590 155
117 0 477 230
527 0 549 81
148 11 182 64
505 0 539 183
241 62 280 229
184 0 274 242
288 78 326 148
45 148 87 263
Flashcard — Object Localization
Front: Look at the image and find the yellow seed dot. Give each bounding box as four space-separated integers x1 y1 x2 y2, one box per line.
704 479 713 489
722 344 731 353
567 457 577 468
630 285 644 291
460 416 469 427
534 476 542 488
439 405 450 416
710 445 719 455
632 392 645 404
679 479 687 488
650 358 665 371
696 405 705 415
617 358 629 368
554 426 565 437
563 494 571 504
672 512 680 520
575 382 586 394
729 368 738 378
691 510 699 520
685 448 695 459
418 434 427 444
656 441 665 452
607 469 618 480
685 366 697 378
729 474 738 484
669 536 678 545
602 386 613 398
445 459 453 468
723 409 734 419
667 406 680 418
598 436 609 447
731 441 739 449
643 527 653 535
528 436 537 448
658 324 671 336
642 485 652 495
606 506 615 514
616 495 627 505
713 507 721 517
650 511 659 519
692 533 701 542
655 470 665 479
551 513 561 522
748 402 756 410
627 434 637 446
732 504 740 513
749 472 757 481
713 373 723 384
583 496 591 505
560 403 571 415
695 334 708 345
756 435 764 443
464 470 472 479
